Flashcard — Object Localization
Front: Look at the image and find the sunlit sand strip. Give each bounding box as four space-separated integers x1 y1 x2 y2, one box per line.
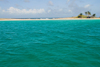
0 18 100 21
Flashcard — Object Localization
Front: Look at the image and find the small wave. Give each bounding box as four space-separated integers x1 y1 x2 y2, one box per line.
6 32 15 34
6 38 12 40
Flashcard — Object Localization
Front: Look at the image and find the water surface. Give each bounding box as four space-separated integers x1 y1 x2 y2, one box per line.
0 20 100 67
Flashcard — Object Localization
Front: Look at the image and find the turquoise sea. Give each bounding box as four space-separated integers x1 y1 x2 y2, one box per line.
0 20 100 67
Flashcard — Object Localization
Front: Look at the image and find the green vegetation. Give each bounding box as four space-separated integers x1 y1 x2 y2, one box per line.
85 12 88 16
92 14 96 17
77 13 87 18
77 11 96 18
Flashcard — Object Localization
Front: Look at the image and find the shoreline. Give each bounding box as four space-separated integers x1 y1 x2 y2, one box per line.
0 18 100 21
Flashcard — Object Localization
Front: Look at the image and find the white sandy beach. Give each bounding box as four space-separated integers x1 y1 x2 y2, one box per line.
0 18 100 21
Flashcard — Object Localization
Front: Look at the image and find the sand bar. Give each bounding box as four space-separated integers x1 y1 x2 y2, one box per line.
0 18 100 21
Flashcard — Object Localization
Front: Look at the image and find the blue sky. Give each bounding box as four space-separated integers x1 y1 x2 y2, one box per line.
0 0 100 18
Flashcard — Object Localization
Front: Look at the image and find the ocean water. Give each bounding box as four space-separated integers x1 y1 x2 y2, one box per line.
0 20 100 67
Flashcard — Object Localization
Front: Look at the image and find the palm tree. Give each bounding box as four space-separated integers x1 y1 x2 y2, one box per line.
80 13 82 15
88 11 91 16
92 14 96 17
80 13 82 18
85 12 88 16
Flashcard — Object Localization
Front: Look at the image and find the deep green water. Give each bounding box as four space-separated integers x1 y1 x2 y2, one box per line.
0 20 100 67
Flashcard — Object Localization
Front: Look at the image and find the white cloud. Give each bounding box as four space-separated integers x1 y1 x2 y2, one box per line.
2 10 5 12
48 10 51 13
67 0 91 16
6 7 45 14
48 1 53 6
68 10 72 12
84 4 90 8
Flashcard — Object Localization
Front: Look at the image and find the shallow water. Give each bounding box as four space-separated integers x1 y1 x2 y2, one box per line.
0 20 100 67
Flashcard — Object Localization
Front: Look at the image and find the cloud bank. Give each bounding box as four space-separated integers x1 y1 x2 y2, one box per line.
2 7 45 14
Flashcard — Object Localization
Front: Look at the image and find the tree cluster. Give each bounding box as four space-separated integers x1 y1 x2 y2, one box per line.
78 11 96 18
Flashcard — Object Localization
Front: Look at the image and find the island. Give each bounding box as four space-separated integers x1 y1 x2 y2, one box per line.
0 11 100 21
